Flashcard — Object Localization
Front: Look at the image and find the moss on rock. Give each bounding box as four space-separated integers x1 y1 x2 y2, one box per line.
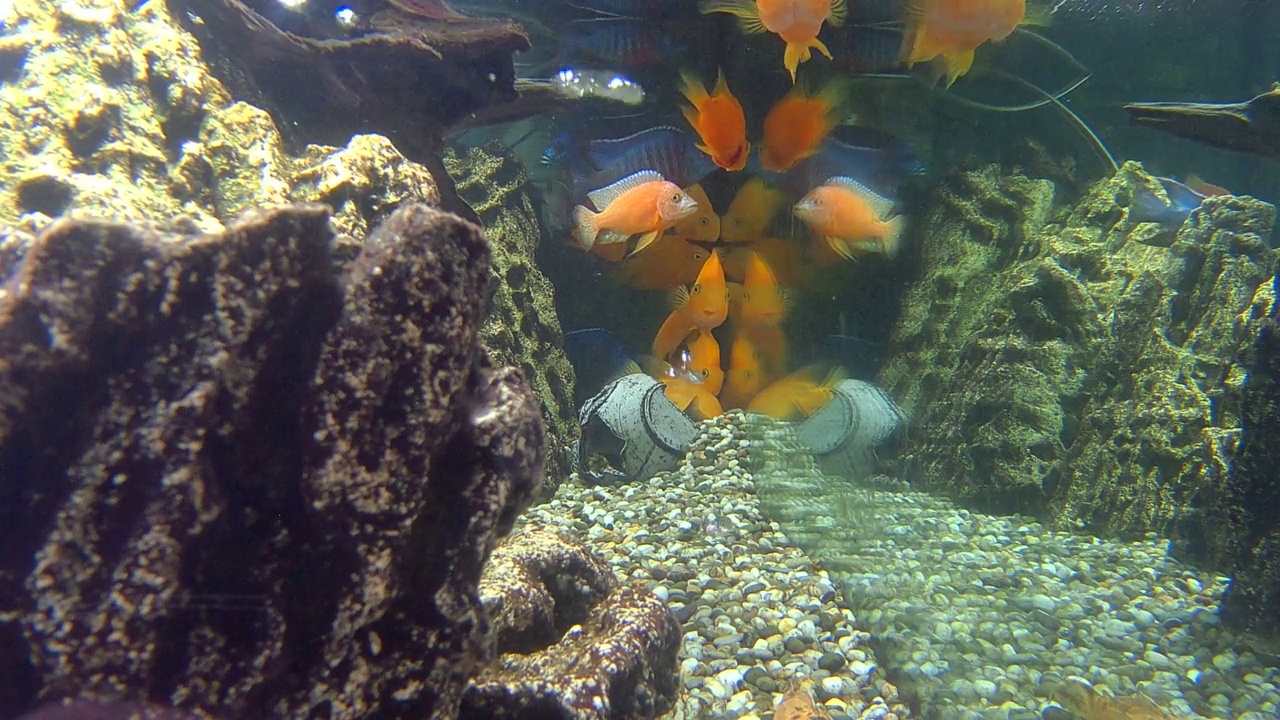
881 161 1278 544
445 142 579 493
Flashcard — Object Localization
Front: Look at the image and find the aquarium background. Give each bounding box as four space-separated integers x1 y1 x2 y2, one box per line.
0 1 1279 720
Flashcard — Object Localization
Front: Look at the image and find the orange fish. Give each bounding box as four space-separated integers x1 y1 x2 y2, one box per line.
681 331 724 395
747 365 844 420
721 177 785 243
722 237 807 286
734 251 788 328
760 78 847 173
899 0 1027 87
652 251 729 360
573 170 700 251
644 358 724 421
793 176 905 260
720 333 767 410
679 69 750 172
701 0 848 82
615 238 711 289
668 184 722 242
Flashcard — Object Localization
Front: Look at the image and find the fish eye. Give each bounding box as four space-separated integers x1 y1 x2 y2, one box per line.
700 369 710 378
700 217 709 226
692 285 702 294
671 193 683 203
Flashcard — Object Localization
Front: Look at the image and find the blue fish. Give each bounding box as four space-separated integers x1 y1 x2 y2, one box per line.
563 328 640 405
777 129 925 200
560 20 683 68
1129 176 1206 227
570 126 718 200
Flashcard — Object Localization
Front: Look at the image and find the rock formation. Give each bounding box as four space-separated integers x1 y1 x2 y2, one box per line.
462 527 681 720
445 143 579 492
881 162 1278 541
0 203 544 720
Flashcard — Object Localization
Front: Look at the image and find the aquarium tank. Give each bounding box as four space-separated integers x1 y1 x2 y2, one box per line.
2 1 1280 719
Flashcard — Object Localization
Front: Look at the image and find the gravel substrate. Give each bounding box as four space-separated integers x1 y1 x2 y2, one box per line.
520 416 914 720
522 413 1280 720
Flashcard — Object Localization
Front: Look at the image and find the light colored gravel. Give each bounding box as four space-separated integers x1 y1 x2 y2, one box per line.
521 411 1280 720
519 414 913 720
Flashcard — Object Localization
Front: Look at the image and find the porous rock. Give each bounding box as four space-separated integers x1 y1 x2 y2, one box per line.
445 143 579 494
880 161 1278 543
0 202 544 719
0 0 446 234
463 527 680 720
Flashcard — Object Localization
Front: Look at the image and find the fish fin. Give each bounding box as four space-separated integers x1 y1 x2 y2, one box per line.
811 37 834 61
827 0 847 26
678 69 709 105
572 205 600 249
670 285 691 310
1021 3 1054 28
699 0 767 33
587 169 666 210
712 67 731 97
652 311 694 360
940 49 976 87
682 106 703 132
783 42 813 83
597 229 633 245
900 0 926 21
880 215 905 259
825 236 856 261
612 359 644 381
630 230 661 255
824 176 896 218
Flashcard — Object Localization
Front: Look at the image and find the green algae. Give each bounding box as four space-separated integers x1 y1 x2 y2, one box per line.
881 161 1279 545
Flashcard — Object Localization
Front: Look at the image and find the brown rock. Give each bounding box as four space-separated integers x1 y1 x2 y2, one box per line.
0 202 543 720
463 528 681 720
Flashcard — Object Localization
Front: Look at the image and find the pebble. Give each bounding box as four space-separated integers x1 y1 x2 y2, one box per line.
518 414 1278 720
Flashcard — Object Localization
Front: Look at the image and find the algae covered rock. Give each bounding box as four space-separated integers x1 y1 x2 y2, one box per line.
446 142 579 493
462 527 680 720
0 0 229 226
881 161 1279 544
0 203 544 720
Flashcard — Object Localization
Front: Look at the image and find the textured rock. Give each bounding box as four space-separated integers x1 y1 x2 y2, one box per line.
1204 298 1280 650
446 143 579 492
0 0 448 235
0 203 544 720
0 0 230 226
880 161 1278 542
477 528 615 655
463 528 680 720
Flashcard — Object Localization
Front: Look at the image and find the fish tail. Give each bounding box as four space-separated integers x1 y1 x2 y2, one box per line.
699 0 767 33
881 215 905 259
572 205 600 249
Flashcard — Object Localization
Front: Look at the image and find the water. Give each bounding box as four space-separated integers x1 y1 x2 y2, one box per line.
2 0 1280 719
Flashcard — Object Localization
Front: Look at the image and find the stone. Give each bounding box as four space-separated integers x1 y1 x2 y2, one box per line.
879 161 1278 557
463 531 681 720
476 527 615 654
444 144 578 492
0 203 544 719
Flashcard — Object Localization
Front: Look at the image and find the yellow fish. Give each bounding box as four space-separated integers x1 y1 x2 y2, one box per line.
721 177 785 243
